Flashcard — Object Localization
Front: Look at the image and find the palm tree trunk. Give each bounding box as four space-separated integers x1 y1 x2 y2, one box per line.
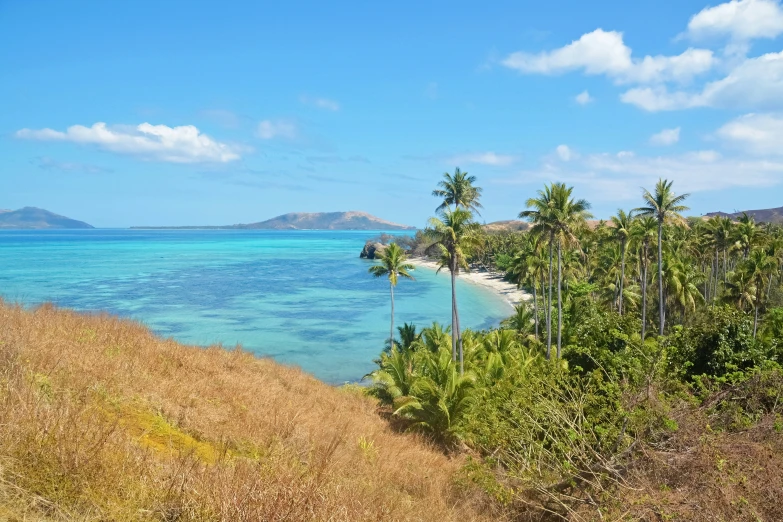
454 277 463 376
533 279 539 339
767 273 774 301
450 267 457 363
657 219 665 336
547 235 554 359
557 240 563 358
390 281 395 351
619 238 626 315
753 286 760 339
642 243 648 341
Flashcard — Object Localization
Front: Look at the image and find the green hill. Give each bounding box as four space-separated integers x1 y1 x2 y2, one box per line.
0 207 93 229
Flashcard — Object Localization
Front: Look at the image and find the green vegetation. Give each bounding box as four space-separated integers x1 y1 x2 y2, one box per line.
367 173 783 520
368 242 415 350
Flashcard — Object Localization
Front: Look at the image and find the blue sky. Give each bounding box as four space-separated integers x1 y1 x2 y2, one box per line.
2 0 783 227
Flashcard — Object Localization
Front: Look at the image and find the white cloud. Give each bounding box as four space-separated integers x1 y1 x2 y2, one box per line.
575 90 594 105
717 113 783 154
256 119 297 140
687 0 783 41
502 29 715 84
448 152 517 166
300 95 340 111
650 127 681 145
502 148 783 203
16 122 241 163
556 144 575 161
622 50 783 111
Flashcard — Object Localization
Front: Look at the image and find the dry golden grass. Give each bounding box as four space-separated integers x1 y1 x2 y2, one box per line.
0 301 496 521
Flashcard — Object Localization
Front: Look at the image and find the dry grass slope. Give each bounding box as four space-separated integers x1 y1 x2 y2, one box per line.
0 302 493 521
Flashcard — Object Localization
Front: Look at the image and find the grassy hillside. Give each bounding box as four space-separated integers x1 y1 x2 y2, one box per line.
2 301 782 521
0 302 492 521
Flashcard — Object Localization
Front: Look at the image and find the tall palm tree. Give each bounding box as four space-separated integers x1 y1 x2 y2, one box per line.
742 249 776 337
432 167 483 215
368 242 415 351
634 179 690 336
610 209 634 315
424 207 480 374
735 212 763 259
520 184 557 358
507 234 545 339
550 183 592 357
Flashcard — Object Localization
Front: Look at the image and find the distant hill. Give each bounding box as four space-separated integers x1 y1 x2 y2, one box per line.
483 220 530 233
132 211 415 231
0 207 93 229
705 206 783 223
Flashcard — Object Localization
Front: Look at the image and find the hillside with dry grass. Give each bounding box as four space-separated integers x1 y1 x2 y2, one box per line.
0 302 494 521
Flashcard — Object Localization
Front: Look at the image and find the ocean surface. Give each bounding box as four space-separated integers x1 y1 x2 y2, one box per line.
0 230 514 383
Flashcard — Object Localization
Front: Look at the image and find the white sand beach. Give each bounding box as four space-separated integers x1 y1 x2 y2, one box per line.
407 257 531 308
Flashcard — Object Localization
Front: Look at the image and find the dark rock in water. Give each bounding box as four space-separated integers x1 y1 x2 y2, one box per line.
360 241 387 259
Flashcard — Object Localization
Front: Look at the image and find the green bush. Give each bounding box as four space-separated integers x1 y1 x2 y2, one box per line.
668 306 774 381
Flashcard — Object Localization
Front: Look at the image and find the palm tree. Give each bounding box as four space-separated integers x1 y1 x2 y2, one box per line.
735 212 763 259
501 302 536 338
396 323 420 351
610 209 634 315
520 185 557 358
368 242 415 351
550 183 592 357
424 207 480 374
662 253 704 322
393 348 475 445
634 179 690 336
432 167 483 215
742 249 776 337
507 234 545 338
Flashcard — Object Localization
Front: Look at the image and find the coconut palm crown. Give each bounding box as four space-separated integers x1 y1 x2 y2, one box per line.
432 167 483 215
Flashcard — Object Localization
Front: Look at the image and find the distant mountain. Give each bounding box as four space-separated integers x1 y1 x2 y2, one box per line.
705 206 783 223
0 207 93 229
133 211 415 230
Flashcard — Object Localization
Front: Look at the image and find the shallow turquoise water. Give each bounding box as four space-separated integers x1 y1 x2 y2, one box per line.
0 230 513 383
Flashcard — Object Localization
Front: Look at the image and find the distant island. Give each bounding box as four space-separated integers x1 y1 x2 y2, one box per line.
131 211 416 231
706 206 783 223
0 207 93 229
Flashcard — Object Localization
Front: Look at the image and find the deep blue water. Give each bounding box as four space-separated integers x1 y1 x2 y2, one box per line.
0 230 513 383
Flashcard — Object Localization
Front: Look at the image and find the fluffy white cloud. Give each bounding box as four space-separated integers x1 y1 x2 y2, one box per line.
622 50 783 111
687 0 783 40
448 152 517 166
300 95 340 111
16 122 240 163
502 29 715 84
575 90 594 105
650 127 681 145
717 113 783 154
556 144 575 161
256 119 297 139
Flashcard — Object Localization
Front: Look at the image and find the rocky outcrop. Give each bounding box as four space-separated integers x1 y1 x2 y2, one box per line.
360 241 387 259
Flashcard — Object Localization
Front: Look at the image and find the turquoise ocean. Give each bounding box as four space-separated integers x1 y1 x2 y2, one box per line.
0 230 514 383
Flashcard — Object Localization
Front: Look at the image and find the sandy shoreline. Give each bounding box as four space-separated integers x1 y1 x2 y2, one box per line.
407 257 531 309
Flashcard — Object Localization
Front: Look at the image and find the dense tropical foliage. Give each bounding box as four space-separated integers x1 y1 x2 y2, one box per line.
366 172 783 519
